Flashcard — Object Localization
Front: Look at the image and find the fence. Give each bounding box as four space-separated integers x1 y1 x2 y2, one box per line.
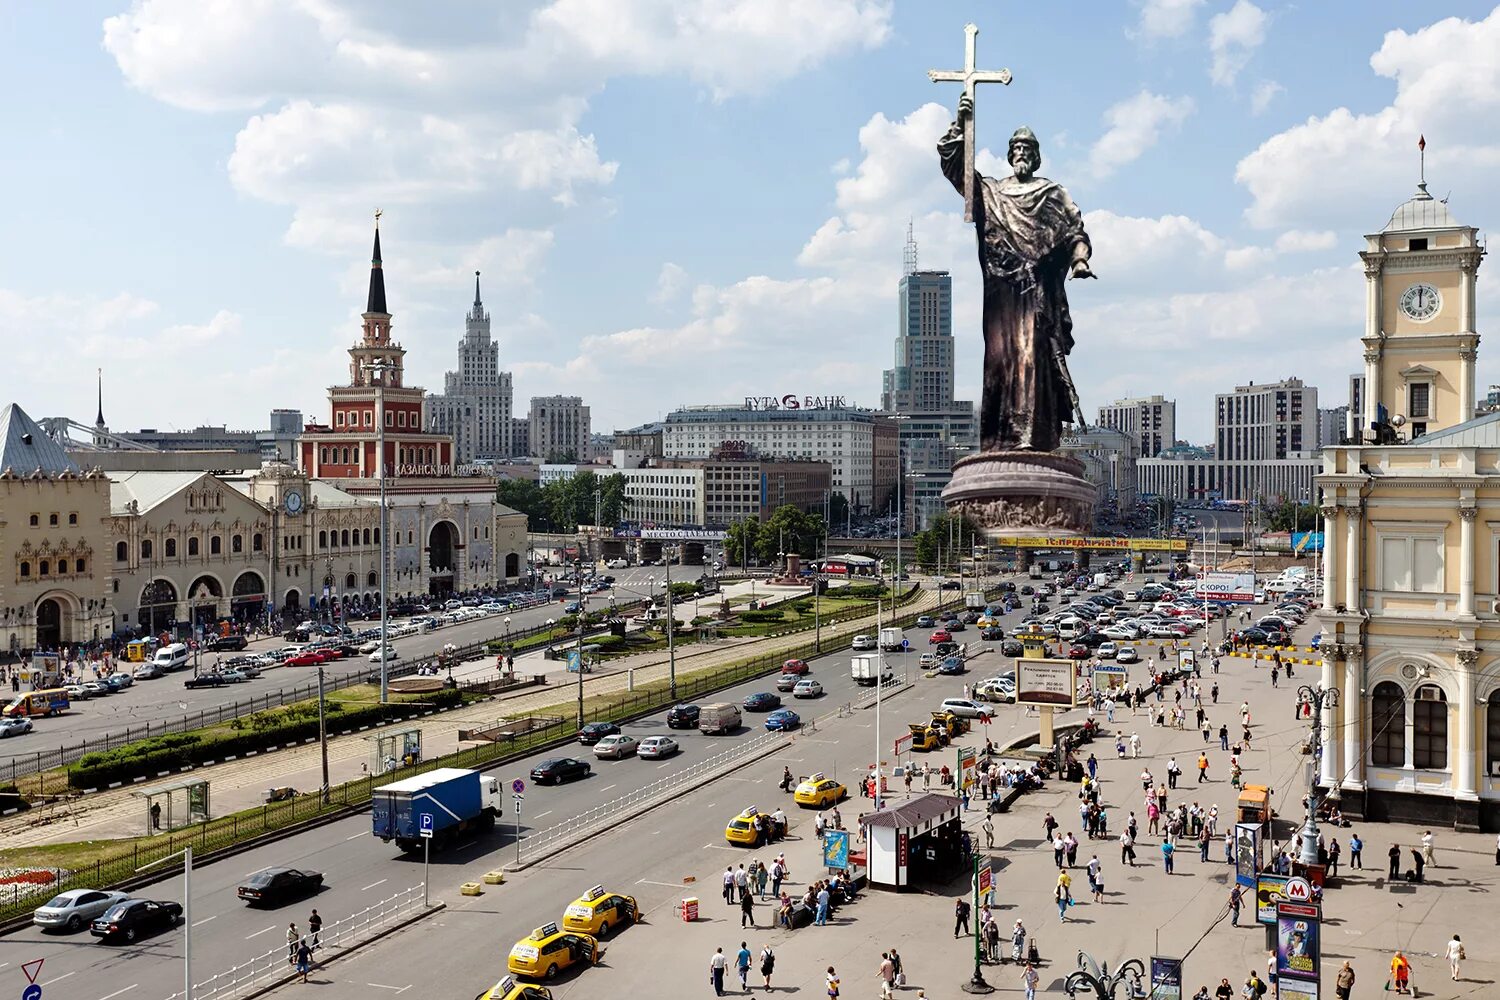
159 884 427 1000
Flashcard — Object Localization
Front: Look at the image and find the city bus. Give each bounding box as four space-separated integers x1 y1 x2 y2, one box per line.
2 688 70 718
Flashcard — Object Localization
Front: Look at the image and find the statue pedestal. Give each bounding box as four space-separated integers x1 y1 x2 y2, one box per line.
940 451 1096 539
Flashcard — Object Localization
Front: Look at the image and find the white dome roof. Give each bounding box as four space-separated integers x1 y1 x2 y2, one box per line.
1383 183 1459 232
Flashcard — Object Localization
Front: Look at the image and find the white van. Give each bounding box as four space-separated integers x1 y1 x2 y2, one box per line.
698 702 742 735
152 643 190 672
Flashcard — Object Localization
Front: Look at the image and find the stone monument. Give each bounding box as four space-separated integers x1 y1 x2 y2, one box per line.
930 24 1098 541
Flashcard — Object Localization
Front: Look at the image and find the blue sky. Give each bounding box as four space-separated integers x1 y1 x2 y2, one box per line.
4 1 1500 442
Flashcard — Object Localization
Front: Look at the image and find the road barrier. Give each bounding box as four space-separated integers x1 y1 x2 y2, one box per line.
158 884 429 1000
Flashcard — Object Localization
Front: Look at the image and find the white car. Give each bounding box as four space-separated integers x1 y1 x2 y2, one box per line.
1096 641 1118 659
64 683 91 700
919 653 939 669
1116 646 1140 664
607 558 629 569
938 698 985 718
0 717 34 737
975 679 1015 703
793 679 824 699
368 647 401 662
33 889 129 932
851 634 876 651
593 734 639 759
132 663 164 680
637 735 679 759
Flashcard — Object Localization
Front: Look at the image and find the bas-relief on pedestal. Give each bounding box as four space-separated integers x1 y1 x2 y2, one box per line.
944 451 1095 540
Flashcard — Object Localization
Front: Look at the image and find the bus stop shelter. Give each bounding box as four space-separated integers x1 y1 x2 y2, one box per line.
860 793 963 891
134 777 210 835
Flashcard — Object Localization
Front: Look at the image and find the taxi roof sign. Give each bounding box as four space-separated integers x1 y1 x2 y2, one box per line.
584 884 607 901
532 921 560 939
491 976 516 996
742 805 759 816
808 772 825 782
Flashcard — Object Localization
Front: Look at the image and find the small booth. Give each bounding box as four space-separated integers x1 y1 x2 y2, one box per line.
861 793 963 891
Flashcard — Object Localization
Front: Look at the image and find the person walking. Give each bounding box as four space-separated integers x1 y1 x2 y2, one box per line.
736 942 753 992
735 864 750 901
723 867 736 905
760 945 776 991
1349 832 1363 869
1229 885 1243 926
1131 732 1142 758
1422 830 1435 866
709 947 728 996
1327 838 1341 877
286 923 300 967
307 909 322 949
1120 829 1136 866
1022 962 1040 1000
954 898 971 937
826 966 840 1000
1065 831 1079 867
1167 757 1180 790
1390 950 1411 995
1053 833 1066 868
983 815 995 849
740 890 756 927
1388 843 1402 880
1446 934 1465 981
295 939 313 982
889 949 904 990
878 952 896 998
757 861 769 897
1055 879 1070 921
1198 753 1209 783
1333 961 1355 1000
1092 865 1104 902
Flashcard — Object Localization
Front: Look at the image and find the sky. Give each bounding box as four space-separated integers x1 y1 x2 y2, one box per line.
4 1 1500 444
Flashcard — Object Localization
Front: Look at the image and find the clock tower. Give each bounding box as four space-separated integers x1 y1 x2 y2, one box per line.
1359 161 1485 439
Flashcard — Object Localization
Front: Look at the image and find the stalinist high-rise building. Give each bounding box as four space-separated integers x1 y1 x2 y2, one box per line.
425 273 515 463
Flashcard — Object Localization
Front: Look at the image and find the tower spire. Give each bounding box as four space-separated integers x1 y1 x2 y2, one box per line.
95 368 105 428
903 219 919 276
474 270 482 308
366 211 388 314
1418 134 1427 190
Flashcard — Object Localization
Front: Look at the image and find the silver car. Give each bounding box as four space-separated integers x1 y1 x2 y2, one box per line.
33 889 129 932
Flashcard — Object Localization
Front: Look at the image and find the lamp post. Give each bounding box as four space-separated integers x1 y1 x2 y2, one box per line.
574 582 589 729
1294 683 1339 866
137 846 194 1000
360 358 396 704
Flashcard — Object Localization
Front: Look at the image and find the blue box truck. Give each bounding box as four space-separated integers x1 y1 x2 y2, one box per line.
371 767 504 852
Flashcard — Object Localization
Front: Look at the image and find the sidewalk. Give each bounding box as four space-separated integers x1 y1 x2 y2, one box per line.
0 589 948 849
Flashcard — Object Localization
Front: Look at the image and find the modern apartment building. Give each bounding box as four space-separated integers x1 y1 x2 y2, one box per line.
1214 378 1318 461
1096 395 1176 458
528 396 590 462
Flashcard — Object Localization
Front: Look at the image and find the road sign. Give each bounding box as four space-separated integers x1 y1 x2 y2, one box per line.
20 960 43 985
901 639 911 649
514 798 523 813
1284 876 1313 902
23 986 40 1000
893 732 913 756
418 812 434 839
512 778 526 794
977 865 992 895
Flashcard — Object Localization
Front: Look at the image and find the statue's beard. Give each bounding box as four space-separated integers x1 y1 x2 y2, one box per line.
1009 151 1039 178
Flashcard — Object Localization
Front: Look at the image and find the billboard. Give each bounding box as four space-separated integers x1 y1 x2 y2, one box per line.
1149 957 1183 1000
642 528 728 540
1255 873 1290 924
1292 531 1324 554
1234 822 1262 887
990 536 1188 552
1198 571 1257 603
1276 902 1321 983
1016 659 1078 708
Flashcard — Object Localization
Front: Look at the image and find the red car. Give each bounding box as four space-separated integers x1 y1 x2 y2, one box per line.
318 646 349 660
1067 644 1090 659
929 630 952 645
283 650 329 666
780 658 809 675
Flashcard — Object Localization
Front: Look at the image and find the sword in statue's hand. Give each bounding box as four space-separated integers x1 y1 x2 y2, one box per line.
929 22 1012 224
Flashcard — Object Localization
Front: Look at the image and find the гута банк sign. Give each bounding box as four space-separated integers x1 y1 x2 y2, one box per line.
743 395 848 411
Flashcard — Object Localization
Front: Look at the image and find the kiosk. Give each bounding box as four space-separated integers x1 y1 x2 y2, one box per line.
861 793 963 891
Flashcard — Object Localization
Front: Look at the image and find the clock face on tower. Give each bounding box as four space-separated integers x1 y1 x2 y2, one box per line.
284 490 304 515
1399 283 1441 322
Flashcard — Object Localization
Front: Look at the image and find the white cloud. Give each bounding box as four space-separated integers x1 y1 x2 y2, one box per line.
1250 80 1283 115
1209 0 1269 86
1087 90 1194 178
1274 230 1338 254
1223 245 1275 270
1235 7 1500 230
1132 0 1206 40
652 262 689 304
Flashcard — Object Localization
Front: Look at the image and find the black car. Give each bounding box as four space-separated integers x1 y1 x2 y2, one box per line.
207 635 248 652
237 867 324 906
1019 585 1034 595
531 757 592 784
183 673 229 689
665 704 701 729
943 620 966 632
742 692 781 712
1001 638 1024 657
91 899 182 942
959 611 982 624
1076 632 1110 649
935 640 961 656
980 626 1004 641
938 580 962 590
578 722 620 745
937 656 966 675
551 586 570 598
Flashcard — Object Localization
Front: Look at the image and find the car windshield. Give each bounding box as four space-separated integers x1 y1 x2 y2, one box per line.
102 904 130 920
246 872 278 886
43 893 75 908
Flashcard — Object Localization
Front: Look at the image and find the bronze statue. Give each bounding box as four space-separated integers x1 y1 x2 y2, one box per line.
938 94 1094 453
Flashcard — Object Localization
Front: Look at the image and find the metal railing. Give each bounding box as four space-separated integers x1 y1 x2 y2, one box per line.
159 884 427 1000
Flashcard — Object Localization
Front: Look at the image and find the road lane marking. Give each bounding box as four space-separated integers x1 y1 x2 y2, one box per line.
365 984 411 993
42 973 76 987
247 925 277 939
361 879 388 891
96 985 139 1000
192 915 217 927
657 762 672 769
637 879 691 888
600 784 617 792
533 810 553 819
346 832 366 841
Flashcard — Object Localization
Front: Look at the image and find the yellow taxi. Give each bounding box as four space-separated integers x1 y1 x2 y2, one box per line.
474 975 552 1000
930 711 970 738
907 722 947 751
976 616 995 629
561 884 639 937
724 805 774 846
793 773 847 809
506 921 605 980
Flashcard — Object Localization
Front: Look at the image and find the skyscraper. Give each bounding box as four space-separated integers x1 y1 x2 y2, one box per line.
425 272 515 463
1097 395 1176 458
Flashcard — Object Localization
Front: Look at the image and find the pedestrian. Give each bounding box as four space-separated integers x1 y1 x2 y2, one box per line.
1092 866 1104 902
1334 961 1355 1000
1161 839 1175 874
1065 831 1079 867
1422 830 1435 866
1167 757 1180 790
1245 971 1267 998
1388 843 1402 880
1055 879 1070 921
737 942 753 992
1219 724 1229 751
770 858 784 897
757 862 769 897
1412 847 1425 883
816 884 831 926
1271 666 1279 687
307 908 322 949
954 898 971 937
1087 753 1098 780
1327 838 1341 877
760 945 776 991
1131 732 1142 757
1198 753 1209 783
983 815 995 849
1022 962 1040 1000
295 940 313 982
1199 826 1211 863
1349 832 1363 869
1229 885 1243 925
1044 811 1059 841
826 966 840 1000
723 867 735 905
1120 829 1136 866
740 890 755 927
890 949 904 989
710 947 728 996
286 923 300 966
878 952 895 998
1053 833 1066 868
1447 934 1465 980
1390 950 1410 995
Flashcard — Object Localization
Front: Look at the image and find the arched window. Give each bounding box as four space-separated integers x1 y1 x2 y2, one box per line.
1412 684 1448 770
142 539 153 559
252 533 263 552
187 537 200 557
374 528 380 544
1371 682 1406 767
165 538 177 558
116 541 127 562
210 536 222 556
319 530 328 549
320 447 328 463
1487 691 1500 778
76 558 86 575
28 514 37 527
232 534 242 553
341 529 350 547
19 561 29 578
57 559 68 574
345 573 356 589
368 570 378 587
363 528 371 545
38 560 49 577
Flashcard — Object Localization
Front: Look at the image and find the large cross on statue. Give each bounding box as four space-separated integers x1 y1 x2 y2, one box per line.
928 23 1013 223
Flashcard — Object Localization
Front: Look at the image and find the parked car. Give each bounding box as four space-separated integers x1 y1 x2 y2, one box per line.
937 698 985 718
90 899 183 942
33 889 129 932
237 868 324 906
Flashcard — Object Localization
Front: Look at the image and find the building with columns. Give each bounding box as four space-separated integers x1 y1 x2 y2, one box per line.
1316 172 1495 830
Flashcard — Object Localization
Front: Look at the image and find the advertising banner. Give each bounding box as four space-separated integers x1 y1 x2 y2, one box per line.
824 830 850 871
1291 532 1324 554
1276 902 1321 983
1234 822 1262 887
1197 571 1257 603
1092 662 1129 691
1149 956 1183 1000
991 536 1188 552
1016 658 1078 708
1255 874 1290 924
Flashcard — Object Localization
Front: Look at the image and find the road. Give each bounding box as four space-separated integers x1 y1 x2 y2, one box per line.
0 566 680 764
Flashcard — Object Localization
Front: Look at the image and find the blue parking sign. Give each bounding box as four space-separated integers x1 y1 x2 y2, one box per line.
419 812 434 839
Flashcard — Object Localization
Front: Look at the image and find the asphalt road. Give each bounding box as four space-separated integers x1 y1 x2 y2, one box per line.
33 566 1225 1000
0 566 676 763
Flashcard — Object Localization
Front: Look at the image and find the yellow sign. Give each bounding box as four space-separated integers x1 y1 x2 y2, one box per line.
990 536 1188 552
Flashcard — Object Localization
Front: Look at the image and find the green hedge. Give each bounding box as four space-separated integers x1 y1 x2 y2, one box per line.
838 584 891 599
68 689 463 789
737 609 786 623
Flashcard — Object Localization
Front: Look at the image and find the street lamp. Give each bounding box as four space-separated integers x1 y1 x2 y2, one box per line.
1294 684 1340 866
138 846 194 1000
360 357 397 704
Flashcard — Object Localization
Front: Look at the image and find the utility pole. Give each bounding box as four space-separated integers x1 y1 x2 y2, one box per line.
1294 684 1339 866
574 559 588 728
317 666 329 804
361 358 396 704
665 558 677 699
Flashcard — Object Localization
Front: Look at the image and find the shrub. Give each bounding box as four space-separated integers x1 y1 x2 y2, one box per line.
737 609 786 624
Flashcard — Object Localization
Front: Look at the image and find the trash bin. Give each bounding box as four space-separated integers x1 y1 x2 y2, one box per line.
681 897 699 922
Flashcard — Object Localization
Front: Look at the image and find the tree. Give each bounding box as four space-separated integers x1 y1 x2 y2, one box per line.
912 512 979 572
597 473 628 526
828 491 850 533
497 479 549 530
725 516 760 568
1264 501 1320 534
